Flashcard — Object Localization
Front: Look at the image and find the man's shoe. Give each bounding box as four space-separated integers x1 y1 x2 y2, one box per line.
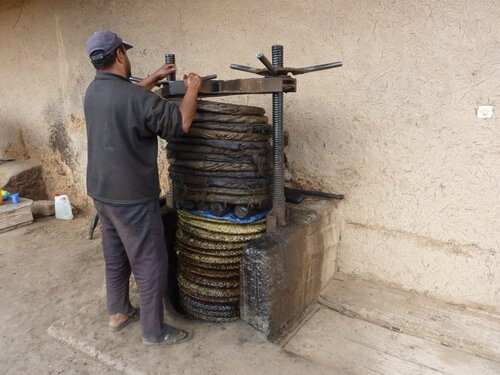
108 307 140 332
142 324 192 346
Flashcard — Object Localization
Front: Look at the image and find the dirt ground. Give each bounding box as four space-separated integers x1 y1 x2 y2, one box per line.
0 216 117 374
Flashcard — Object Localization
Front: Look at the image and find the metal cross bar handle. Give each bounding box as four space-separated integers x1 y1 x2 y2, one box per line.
230 51 342 77
158 49 342 232
229 48 343 230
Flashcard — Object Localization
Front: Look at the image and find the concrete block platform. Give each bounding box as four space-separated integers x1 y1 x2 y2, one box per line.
241 198 343 341
48 297 334 375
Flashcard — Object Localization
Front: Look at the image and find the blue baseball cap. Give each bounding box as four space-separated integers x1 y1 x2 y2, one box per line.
87 29 133 62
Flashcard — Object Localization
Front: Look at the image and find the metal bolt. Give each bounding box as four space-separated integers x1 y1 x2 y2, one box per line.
165 54 176 81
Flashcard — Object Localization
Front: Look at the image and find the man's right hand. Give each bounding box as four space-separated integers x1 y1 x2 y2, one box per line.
183 73 203 92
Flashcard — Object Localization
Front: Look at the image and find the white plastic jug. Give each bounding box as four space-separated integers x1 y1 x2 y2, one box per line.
54 194 73 220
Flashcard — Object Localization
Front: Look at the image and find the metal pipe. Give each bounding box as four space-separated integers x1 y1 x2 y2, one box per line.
230 64 262 75
201 74 218 81
129 76 142 83
272 45 286 226
165 54 176 81
165 53 176 212
256 52 276 74
157 74 218 87
298 61 343 74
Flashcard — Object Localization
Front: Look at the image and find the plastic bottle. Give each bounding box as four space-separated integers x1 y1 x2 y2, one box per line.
54 194 73 220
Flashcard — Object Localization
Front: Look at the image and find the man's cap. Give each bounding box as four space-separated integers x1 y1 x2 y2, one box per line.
87 29 133 62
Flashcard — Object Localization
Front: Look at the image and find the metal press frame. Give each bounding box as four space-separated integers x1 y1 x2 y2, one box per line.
161 46 342 231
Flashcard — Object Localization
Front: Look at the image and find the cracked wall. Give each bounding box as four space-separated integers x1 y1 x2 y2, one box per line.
0 0 498 309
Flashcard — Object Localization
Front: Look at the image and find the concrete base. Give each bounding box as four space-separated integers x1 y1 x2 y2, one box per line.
31 199 55 218
0 198 33 233
241 198 343 341
48 297 333 375
285 275 500 374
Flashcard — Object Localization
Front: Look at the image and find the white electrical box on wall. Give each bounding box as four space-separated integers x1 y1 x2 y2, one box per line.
476 105 494 119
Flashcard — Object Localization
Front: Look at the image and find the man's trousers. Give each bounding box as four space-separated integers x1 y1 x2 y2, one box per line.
93 199 168 341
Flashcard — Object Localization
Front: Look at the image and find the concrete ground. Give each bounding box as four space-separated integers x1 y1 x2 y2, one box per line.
0 216 331 375
2 215 499 374
0 216 115 374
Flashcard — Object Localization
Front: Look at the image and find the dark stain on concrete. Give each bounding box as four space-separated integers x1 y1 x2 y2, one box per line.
46 102 75 171
238 336 249 345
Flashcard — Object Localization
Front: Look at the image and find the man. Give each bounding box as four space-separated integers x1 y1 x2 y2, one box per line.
84 29 201 346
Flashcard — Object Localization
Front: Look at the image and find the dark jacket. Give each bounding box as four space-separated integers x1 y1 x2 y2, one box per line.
84 72 182 204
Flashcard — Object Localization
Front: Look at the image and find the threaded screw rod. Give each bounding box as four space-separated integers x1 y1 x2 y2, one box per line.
272 45 286 226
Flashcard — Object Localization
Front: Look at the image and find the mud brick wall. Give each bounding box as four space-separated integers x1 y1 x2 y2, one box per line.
241 199 343 341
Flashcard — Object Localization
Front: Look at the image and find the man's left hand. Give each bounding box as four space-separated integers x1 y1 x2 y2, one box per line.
137 64 176 90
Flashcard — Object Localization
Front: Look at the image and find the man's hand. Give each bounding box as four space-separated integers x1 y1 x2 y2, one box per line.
137 64 176 90
183 73 203 92
179 73 202 134
153 64 177 81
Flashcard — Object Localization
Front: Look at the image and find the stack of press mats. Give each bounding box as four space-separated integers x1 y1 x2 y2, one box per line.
167 100 272 219
175 211 265 321
168 100 271 321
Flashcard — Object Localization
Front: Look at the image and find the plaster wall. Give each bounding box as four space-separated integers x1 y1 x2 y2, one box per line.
0 0 498 309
